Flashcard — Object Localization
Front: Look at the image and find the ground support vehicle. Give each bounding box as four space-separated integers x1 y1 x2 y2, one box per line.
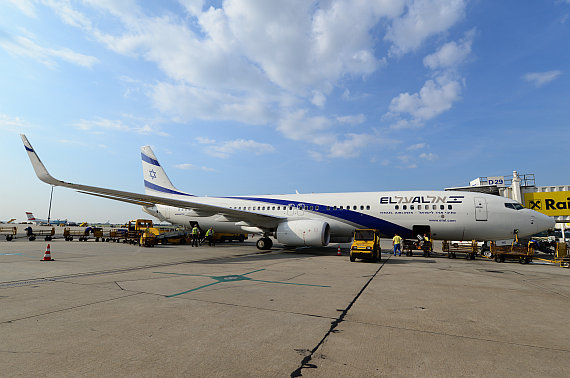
442 240 478 260
555 242 569 268
106 228 127 242
124 219 189 247
215 233 247 243
0 227 17 241
63 227 90 241
156 230 190 245
350 229 381 262
491 241 535 264
24 227 55 241
402 238 432 257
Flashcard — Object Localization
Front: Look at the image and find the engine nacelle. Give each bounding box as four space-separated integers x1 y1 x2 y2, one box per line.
276 220 330 247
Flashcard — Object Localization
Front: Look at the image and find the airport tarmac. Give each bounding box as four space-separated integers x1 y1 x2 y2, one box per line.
1 239 569 377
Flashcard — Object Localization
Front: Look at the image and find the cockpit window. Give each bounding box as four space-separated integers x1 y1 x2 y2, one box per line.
505 203 524 210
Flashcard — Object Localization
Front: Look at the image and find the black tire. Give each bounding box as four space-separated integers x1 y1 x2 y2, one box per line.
29 236 36 241
238 235 245 242
350 254 355 262
6 235 13 241
495 255 501 262
519 257 526 264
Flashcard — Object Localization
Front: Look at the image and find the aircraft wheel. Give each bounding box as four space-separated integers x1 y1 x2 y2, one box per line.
238 235 245 242
256 237 272 250
6 235 13 241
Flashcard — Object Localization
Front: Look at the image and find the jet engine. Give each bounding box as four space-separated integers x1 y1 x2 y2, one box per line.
276 220 330 247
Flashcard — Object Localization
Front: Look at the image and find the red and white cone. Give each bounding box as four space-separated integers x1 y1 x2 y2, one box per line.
337 246 342 256
42 244 53 261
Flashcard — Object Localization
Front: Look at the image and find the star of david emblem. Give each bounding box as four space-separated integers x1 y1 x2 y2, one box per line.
149 169 157 179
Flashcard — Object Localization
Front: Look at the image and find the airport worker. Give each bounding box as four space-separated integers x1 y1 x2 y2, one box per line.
205 227 215 246
392 233 402 256
191 225 200 247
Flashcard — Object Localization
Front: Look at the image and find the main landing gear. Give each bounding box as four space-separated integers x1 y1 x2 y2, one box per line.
256 237 273 250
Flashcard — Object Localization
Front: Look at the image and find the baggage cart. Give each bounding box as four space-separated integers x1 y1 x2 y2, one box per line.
442 240 478 260
24 226 55 241
403 238 432 257
63 227 90 241
491 241 535 264
0 226 17 241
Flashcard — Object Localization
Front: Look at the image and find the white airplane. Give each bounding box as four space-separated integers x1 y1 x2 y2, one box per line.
25 212 68 226
21 134 554 250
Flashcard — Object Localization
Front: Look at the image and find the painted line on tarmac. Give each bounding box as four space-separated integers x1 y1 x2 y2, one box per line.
291 255 391 377
156 268 331 297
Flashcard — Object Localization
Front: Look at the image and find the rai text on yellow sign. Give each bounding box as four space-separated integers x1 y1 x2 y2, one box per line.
524 191 570 217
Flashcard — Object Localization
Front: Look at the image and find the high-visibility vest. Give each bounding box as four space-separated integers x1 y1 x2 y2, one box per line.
192 227 198 235
206 229 212 237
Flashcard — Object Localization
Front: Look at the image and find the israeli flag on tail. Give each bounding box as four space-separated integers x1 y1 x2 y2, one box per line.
141 146 193 197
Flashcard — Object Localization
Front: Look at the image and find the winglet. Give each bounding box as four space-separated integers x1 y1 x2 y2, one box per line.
20 134 60 186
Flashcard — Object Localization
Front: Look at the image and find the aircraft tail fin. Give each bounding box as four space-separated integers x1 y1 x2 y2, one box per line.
141 146 193 197
26 212 35 221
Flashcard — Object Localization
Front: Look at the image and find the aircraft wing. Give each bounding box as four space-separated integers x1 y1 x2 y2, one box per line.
21 135 284 228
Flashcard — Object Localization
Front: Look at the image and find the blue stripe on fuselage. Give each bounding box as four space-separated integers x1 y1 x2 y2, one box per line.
141 153 160 166
144 180 194 197
225 196 412 238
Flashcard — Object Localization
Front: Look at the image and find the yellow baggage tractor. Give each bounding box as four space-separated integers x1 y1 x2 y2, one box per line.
491 240 535 264
350 229 381 262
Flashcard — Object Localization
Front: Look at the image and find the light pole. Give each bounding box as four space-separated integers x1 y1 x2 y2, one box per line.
47 185 54 225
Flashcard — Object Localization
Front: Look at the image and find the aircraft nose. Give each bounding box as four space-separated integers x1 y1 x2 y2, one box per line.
535 213 555 233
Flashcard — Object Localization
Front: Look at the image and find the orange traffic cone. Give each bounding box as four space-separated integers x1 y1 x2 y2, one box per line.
337 246 342 256
42 244 53 261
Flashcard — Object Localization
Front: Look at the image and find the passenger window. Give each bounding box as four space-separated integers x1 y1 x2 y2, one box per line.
440 205 444 210
360 205 364 210
340 206 343 209
448 205 452 210
333 206 337 210
353 206 357 210
366 205 370 210
410 205 414 210
326 206 330 210
315 206 319 210
395 205 399 210
432 205 436 210
403 205 407 210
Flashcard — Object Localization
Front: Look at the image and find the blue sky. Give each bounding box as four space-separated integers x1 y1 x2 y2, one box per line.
1 0 569 224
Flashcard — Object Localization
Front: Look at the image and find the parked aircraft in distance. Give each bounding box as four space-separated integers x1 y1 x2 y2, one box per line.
26 212 68 226
21 135 554 250
0 218 16 224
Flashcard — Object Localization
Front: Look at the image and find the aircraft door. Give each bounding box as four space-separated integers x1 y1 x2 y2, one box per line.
474 197 488 221
287 204 295 216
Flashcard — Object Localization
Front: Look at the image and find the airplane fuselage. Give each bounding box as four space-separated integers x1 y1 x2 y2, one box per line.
145 190 552 242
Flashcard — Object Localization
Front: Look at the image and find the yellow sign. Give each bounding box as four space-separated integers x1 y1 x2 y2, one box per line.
524 191 570 216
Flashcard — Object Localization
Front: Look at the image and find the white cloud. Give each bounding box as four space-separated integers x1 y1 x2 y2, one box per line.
419 152 437 160
202 139 275 159
74 118 168 136
523 70 562 87
0 114 31 132
385 0 467 55
5 0 36 17
423 28 474 70
407 143 426 151
336 114 366 125
389 75 462 121
175 163 216 172
277 109 334 145
0 34 98 68
328 133 372 158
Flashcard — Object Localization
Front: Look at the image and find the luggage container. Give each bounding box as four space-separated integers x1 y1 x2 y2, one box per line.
0 226 17 241
403 238 432 257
